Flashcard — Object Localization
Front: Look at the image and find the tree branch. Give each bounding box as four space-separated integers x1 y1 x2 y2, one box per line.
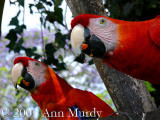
91 110 160 120
0 0 5 37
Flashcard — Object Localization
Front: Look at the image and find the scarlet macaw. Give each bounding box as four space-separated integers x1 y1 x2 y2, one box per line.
11 57 116 120
71 14 160 84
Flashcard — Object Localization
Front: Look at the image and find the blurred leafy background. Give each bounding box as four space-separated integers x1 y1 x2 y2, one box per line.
0 0 160 119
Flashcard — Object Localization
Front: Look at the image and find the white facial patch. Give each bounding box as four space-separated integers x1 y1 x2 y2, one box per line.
11 63 23 86
88 18 118 52
27 61 47 87
71 24 84 55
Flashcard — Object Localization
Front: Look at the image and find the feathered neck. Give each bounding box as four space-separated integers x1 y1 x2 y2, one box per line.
30 67 73 109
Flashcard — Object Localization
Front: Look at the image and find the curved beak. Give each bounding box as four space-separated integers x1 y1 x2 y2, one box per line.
11 63 35 93
71 24 85 55
71 24 106 58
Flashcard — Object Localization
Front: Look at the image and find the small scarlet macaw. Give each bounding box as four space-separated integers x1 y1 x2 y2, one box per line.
11 57 116 120
71 14 160 84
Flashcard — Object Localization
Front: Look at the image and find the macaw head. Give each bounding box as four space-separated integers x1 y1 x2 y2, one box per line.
11 57 48 92
71 14 118 58
11 57 73 110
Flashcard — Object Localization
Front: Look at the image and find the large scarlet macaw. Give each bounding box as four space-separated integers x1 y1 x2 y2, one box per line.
71 14 160 84
11 57 116 120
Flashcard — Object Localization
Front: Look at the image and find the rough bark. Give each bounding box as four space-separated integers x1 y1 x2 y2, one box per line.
91 110 160 120
65 0 157 114
0 0 5 36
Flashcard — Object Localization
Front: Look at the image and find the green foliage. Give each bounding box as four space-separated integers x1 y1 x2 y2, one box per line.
96 91 116 111
143 81 156 92
24 47 41 59
5 0 69 72
45 7 63 24
104 0 160 20
54 0 63 8
143 81 160 107
5 10 26 53
17 0 24 7
55 32 67 48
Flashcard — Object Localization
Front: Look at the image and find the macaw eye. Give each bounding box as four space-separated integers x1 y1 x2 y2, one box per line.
99 19 106 24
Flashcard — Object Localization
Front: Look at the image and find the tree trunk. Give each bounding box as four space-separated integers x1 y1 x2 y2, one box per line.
92 110 160 120
0 0 5 37
65 0 157 114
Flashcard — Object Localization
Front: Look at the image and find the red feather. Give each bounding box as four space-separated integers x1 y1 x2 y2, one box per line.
150 15 160 47
71 14 100 29
14 57 37 66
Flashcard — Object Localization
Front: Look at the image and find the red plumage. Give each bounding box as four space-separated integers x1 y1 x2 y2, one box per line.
71 14 160 84
13 57 116 120
104 17 160 84
71 14 100 29
14 57 37 66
